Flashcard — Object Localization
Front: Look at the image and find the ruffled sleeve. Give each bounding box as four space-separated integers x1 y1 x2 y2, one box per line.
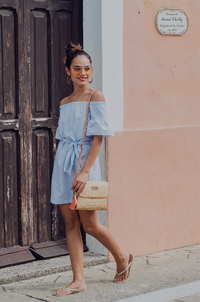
86 102 114 137
55 126 62 140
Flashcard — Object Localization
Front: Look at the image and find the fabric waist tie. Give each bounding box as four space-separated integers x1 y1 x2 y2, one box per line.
59 133 92 175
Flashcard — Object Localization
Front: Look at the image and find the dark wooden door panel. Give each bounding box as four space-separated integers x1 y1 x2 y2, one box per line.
0 131 18 247
0 8 17 120
29 0 82 244
0 0 20 251
54 10 73 102
32 129 51 243
31 9 50 118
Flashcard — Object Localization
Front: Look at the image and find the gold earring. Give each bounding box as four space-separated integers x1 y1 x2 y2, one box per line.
88 75 93 84
67 76 71 84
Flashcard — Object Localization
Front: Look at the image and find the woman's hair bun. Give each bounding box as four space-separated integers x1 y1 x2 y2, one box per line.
65 42 82 55
63 42 83 65
63 41 92 68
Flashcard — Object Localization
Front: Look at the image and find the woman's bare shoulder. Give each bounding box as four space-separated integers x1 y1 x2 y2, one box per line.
60 96 70 106
91 90 105 102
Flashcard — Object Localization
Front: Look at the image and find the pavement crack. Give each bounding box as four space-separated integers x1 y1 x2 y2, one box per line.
53 275 61 283
165 252 176 258
20 292 50 302
146 256 150 265
190 268 200 272
101 269 107 273
180 269 195 277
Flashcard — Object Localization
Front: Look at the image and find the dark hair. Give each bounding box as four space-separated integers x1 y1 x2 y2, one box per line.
64 42 92 69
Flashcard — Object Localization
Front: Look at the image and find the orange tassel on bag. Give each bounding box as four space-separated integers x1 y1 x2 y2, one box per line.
70 197 76 210
70 193 77 210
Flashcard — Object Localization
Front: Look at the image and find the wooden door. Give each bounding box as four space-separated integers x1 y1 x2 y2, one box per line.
0 0 83 266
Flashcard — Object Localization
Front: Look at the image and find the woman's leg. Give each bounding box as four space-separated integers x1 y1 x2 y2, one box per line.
54 204 86 295
79 210 130 282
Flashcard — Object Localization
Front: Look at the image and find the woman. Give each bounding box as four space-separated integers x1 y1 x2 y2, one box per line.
51 42 133 296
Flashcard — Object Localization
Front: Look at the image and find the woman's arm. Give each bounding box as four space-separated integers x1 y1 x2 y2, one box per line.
71 135 103 195
72 90 105 195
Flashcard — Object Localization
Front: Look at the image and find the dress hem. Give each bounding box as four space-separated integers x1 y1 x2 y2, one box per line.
50 200 72 205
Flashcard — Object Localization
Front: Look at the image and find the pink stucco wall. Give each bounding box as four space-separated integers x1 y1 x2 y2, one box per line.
123 0 200 129
107 0 200 258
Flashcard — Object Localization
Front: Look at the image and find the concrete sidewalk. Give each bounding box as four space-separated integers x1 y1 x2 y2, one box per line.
0 244 200 302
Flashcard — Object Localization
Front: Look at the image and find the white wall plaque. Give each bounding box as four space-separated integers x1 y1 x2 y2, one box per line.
156 9 188 36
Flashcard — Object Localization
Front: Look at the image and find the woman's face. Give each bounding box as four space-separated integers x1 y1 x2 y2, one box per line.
66 55 93 86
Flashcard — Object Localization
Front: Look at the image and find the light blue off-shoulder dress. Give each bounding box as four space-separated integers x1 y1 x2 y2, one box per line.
50 101 114 205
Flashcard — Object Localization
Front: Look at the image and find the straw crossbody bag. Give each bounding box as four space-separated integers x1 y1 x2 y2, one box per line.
70 91 108 211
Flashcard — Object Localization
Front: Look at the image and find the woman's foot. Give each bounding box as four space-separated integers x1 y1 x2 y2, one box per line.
113 252 133 282
54 280 87 296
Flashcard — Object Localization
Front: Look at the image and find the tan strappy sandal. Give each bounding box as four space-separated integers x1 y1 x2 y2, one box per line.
113 253 134 283
53 288 86 296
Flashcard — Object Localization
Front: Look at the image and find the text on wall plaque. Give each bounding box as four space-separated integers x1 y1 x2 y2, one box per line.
156 9 188 36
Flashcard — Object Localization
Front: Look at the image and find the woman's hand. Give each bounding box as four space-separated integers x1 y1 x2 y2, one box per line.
71 170 89 196
71 135 102 196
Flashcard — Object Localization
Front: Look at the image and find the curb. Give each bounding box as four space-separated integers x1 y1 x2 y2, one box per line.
0 252 108 285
